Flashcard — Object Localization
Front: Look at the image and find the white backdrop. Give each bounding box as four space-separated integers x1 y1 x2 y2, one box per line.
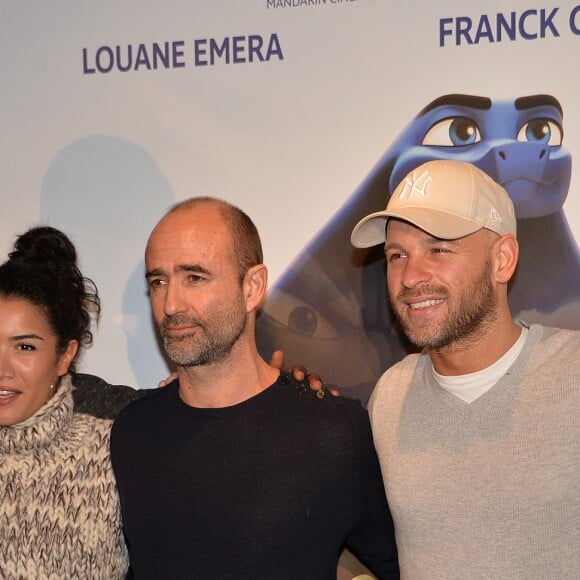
3 2 579 577
2 0 579 390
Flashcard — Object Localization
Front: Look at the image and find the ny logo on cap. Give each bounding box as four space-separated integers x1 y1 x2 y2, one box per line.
397 169 432 200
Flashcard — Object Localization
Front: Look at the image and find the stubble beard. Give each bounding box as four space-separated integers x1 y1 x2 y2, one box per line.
391 260 498 350
159 309 248 367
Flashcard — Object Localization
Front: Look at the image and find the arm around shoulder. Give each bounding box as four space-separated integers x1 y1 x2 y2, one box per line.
72 372 151 419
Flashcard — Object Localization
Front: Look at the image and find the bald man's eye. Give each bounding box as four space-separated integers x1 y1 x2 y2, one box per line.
186 274 205 283
423 117 481 147
147 278 166 289
517 118 563 146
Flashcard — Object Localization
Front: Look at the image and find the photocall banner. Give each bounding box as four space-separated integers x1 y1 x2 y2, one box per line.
4 0 578 395
3 1 579 576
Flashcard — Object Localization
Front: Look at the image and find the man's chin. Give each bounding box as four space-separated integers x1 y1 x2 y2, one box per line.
400 323 445 350
163 345 198 367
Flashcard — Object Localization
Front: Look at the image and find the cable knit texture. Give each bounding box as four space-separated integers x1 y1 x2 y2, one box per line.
0 374 128 579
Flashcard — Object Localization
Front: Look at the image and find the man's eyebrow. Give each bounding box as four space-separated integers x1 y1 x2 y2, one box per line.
145 264 211 278
145 268 164 279
384 242 402 253
384 236 461 252
176 264 210 276
418 94 492 117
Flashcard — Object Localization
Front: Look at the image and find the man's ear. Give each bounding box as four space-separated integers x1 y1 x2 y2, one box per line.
493 234 519 284
243 264 268 312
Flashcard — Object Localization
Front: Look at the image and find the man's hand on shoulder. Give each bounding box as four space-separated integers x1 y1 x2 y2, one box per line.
158 372 178 388
156 351 338 396
269 350 339 396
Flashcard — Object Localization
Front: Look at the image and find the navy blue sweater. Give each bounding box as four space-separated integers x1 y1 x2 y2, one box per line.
110 373 398 579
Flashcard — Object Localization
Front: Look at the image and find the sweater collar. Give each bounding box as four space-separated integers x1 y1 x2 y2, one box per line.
0 374 74 454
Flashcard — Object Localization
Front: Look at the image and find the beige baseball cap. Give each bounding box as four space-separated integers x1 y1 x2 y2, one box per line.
351 160 517 248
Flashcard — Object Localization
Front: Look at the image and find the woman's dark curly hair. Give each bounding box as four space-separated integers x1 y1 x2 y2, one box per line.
0 226 101 371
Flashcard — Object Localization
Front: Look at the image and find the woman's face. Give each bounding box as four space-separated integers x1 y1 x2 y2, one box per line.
0 297 77 426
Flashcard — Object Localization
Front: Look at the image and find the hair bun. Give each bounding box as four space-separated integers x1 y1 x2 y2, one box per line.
9 226 78 265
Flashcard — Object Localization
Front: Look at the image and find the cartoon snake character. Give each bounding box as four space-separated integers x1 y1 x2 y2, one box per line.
256 94 579 404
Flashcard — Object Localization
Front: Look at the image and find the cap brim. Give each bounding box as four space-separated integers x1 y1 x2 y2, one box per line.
351 211 390 248
351 208 484 248
387 207 484 239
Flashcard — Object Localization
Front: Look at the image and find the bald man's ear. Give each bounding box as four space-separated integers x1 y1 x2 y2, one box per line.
494 234 519 284
244 264 268 312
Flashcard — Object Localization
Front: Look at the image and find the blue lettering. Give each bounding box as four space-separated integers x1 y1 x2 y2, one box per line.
232 36 245 64
82 48 95 74
194 34 283 66
84 41 187 74
456 17 474 46
210 38 230 64
249 35 265 62
152 43 169 68
474 15 494 43
194 39 208 66
134 44 152 70
540 8 560 37
497 12 516 41
96 46 114 73
519 9 537 40
571 5 580 34
117 45 132 72
439 8 565 47
439 17 454 47
266 33 284 60
266 0 327 6
173 41 186 68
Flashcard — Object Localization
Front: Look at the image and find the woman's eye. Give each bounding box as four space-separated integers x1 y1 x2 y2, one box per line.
17 344 35 351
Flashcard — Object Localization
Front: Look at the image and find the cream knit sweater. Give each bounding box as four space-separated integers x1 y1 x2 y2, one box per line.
0 375 128 579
